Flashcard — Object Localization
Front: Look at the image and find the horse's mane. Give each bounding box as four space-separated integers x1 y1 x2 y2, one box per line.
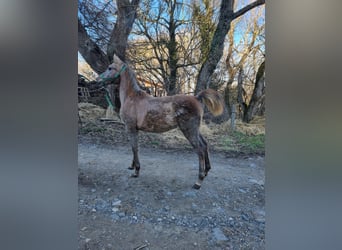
126 66 145 95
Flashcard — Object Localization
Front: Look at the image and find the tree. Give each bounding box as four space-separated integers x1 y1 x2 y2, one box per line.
78 0 141 72
237 60 265 122
191 0 216 65
224 4 265 114
78 0 265 121
195 0 265 94
130 0 199 95
78 0 141 111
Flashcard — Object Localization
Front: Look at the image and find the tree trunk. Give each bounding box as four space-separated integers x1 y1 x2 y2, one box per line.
78 19 110 74
166 2 178 96
237 67 247 119
107 0 141 62
195 0 234 94
224 78 234 115
243 60 265 123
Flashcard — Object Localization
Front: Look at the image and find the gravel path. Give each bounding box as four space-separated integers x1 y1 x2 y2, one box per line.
78 142 265 250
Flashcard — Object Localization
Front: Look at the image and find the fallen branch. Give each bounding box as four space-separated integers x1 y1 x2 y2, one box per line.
134 243 148 250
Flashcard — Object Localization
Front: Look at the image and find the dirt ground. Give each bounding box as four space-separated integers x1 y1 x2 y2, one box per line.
78 104 265 250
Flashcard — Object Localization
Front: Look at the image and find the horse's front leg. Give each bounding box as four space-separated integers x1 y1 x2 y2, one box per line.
127 129 140 177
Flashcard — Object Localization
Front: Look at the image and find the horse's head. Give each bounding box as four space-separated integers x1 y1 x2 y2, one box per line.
96 54 126 83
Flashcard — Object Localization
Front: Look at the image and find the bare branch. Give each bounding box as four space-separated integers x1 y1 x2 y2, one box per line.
232 0 265 20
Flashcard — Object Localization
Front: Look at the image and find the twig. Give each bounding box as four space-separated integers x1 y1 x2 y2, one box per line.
134 244 148 250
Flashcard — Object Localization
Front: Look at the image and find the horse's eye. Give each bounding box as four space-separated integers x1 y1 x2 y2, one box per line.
108 67 112 70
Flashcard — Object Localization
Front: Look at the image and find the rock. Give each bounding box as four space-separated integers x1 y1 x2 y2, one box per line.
112 200 122 206
212 227 228 242
183 191 196 198
91 188 96 193
111 214 119 220
112 207 119 212
85 238 91 243
253 209 265 223
241 213 249 221
249 163 257 168
95 199 109 211
157 218 162 222
249 178 264 185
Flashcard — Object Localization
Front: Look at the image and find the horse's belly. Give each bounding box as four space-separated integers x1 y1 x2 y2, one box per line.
138 110 177 133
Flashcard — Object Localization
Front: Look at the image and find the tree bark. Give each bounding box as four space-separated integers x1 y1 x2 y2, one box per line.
166 1 178 95
78 19 110 74
107 0 141 62
243 60 265 123
195 0 234 94
237 67 247 119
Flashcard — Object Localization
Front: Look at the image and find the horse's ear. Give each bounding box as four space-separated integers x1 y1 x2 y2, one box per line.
113 54 122 65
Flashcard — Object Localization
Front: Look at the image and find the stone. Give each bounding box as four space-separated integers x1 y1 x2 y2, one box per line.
212 227 228 241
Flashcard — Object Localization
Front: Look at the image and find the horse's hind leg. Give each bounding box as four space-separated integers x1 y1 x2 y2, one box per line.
127 129 140 177
199 133 211 176
178 118 206 189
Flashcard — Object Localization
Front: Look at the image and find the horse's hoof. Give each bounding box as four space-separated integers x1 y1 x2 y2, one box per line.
192 183 201 189
128 166 134 170
130 173 139 178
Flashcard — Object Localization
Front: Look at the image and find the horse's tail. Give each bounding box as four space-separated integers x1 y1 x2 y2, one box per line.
196 89 224 116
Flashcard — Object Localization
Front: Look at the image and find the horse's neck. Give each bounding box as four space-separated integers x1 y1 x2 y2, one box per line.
119 70 142 103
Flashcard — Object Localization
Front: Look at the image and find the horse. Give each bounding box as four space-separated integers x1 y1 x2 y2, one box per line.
97 54 224 189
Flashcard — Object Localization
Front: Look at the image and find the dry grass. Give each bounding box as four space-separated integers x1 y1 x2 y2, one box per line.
78 103 106 122
78 104 265 155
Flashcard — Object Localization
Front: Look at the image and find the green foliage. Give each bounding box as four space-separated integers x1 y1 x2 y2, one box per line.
218 131 265 154
192 0 216 64
231 131 265 153
151 140 160 146
219 136 236 151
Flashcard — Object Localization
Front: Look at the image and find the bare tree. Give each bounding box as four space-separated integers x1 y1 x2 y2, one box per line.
195 0 265 94
130 0 199 95
237 60 265 122
78 0 141 72
78 17 110 74
78 0 265 118
107 0 141 61
78 0 141 113
224 5 265 114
